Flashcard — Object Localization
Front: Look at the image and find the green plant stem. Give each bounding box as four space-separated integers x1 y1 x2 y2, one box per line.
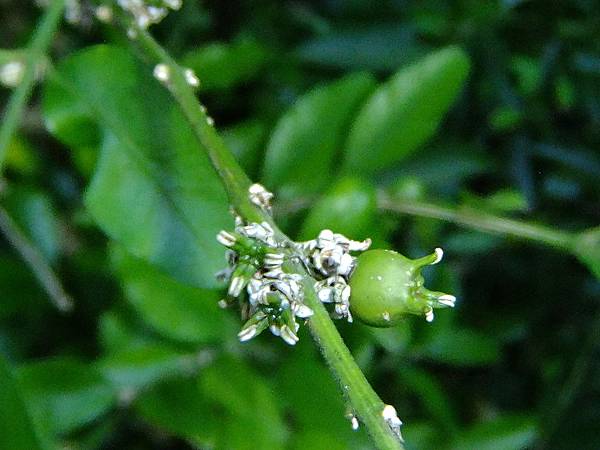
0 205 73 312
378 193 576 252
0 0 66 170
122 21 403 450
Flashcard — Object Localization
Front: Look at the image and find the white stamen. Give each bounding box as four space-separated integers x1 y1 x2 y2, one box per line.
228 276 245 297
425 308 434 322
153 63 170 82
216 230 237 247
432 247 444 264
264 253 284 266
279 325 299 345
438 294 456 307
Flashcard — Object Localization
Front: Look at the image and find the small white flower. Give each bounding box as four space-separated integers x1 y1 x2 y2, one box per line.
381 404 403 440
95 5 113 22
153 63 170 82
164 0 182 9
248 183 274 211
0 61 25 88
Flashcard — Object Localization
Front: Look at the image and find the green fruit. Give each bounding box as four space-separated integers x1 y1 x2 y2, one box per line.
349 249 455 327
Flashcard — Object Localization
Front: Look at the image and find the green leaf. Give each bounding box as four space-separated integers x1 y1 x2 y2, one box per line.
111 245 235 344
3 187 63 262
298 176 377 241
134 375 217 447
449 414 537 450
44 45 232 288
0 355 50 450
222 119 267 176
342 47 470 175
199 357 288 450
16 357 115 436
263 72 376 199
97 344 200 390
137 356 287 449
182 39 268 91
398 366 458 433
573 226 600 280
418 327 501 367
294 25 423 71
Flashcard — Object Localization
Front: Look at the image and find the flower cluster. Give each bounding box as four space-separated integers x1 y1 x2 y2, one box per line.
216 184 373 344
117 0 182 31
216 218 313 346
297 229 371 322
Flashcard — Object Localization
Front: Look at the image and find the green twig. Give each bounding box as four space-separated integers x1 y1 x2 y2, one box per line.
0 0 66 170
378 193 576 252
0 205 73 312
119 19 403 450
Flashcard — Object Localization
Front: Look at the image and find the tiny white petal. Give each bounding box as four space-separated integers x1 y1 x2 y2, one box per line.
238 325 258 342
279 325 299 345
263 268 284 279
228 276 245 297
318 287 333 303
425 309 434 322
432 247 444 264
351 416 359 430
216 230 236 247
341 285 351 303
382 311 390 321
294 303 314 318
206 116 215 126
338 253 354 276
348 238 372 252
217 299 228 309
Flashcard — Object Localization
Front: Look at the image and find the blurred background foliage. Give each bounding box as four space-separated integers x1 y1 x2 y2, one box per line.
1 0 599 449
